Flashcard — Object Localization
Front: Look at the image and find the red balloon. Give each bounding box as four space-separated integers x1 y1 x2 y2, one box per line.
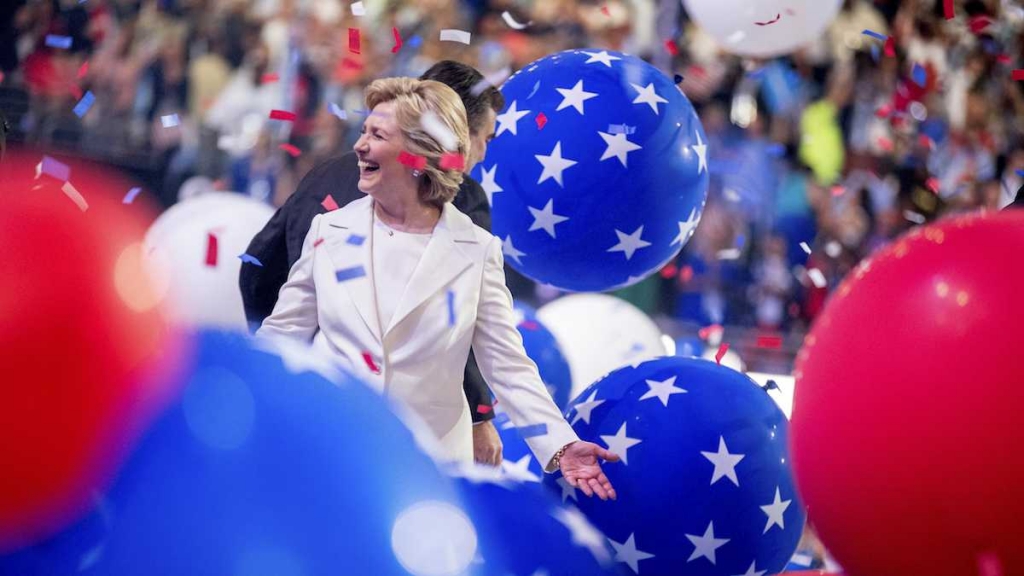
791 210 1024 576
0 148 187 552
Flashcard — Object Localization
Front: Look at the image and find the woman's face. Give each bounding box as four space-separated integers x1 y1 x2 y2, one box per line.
352 101 417 199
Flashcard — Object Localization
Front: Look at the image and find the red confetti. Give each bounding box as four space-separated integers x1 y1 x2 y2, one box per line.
342 57 362 70
877 136 894 152
535 112 547 130
884 37 895 57
698 324 723 340
321 194 340 212
754 13 781 26
391 27 402 54
663 39 679 56
919 134 934 149
830 185 846 197
348 28 361 54
205 233 219 267
678 265 694 283
875 104 892 118
997 54 1011 64
439 153 465 172
600 5 610 16
76 61 89 79
361 351 381 374
1012 70 1024 81
943 0 954 20
714 343 730 365
968 16 992 34
926 177 940 194
313 238 326 248
269 109 297 122
397 151 427 170
279 143 301 157
260 72 280 84
659 263 678 279
475 404 493 415
755 334 783 349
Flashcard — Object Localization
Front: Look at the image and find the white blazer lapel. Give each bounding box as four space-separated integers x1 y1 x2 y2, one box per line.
322 197 382 344
384 203 477 337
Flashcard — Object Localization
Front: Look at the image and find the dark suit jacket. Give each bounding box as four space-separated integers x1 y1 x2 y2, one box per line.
240 151 494 422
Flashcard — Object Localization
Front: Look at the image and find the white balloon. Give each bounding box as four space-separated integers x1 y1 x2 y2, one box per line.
537 294 667 401
682 0 842 58
145 192 274 330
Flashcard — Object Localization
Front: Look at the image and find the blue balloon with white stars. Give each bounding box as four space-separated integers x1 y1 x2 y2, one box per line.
476 49 709 292
515 302 573 411
544 356 804 576
0 331 473 576
452 470 625 576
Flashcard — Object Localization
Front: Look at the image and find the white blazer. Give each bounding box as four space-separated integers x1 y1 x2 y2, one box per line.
258 196 578 467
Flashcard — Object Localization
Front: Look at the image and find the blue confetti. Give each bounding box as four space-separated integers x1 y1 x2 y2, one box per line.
1016 169 1024 178
766 143 786 157
335 265 366 282
870 43 881 62
527 80 541 99
346 234 366 246
735 233 745 249
328 102 347 120
862 29 887 41
408 35 422 48
516 423 549 438
912 63 927 87
123 187 142 204
746 68 767 81
446 289 456 326
45 35 72 49
73 91 95 118
608 124 637 135
40 155 70 181
238 254 264 266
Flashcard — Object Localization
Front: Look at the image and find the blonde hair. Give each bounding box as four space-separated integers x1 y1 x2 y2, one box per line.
364 77 471 207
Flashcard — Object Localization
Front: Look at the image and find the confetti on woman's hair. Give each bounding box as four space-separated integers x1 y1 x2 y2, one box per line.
397 151 427 170
501 11 531 30
73 91 95 118
439 29 471 45
205 233 219 267
61 181 88 212
420 110 458 151
440 153 465 172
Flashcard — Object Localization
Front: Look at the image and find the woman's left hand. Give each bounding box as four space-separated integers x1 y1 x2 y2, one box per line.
559 441 620 501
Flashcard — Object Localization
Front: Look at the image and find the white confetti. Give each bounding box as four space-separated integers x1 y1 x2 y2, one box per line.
903 210 926 224
470 67 511 96
439 29 471 45
350 1 365 16
161 113 180 128
61 181 89 212
420 110 458 151
328 102 347 120
501 10 531 30
716 248 741 260
799 242 811 254
808 268 827 288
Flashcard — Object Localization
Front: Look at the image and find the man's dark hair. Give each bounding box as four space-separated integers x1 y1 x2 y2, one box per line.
420 60 505 134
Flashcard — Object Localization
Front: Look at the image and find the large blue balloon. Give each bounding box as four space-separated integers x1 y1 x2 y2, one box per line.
452 472 624 576
545 357 804 576
0 331 475 576
515 303 573 411
478 49 708 292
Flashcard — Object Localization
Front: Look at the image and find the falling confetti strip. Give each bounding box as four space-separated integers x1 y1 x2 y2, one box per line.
799 242 811 254
123 187 142 204
663 39 679 56
40 156 71 181
862 29 887 41
279 143 301 157
61 181 88 212
335 266 367 282
714 343 729 365
321 194 340 212
471 67 511 96
391 27 402 53
161 114 180 128
439 29 471 45
968 16 992 35
238 254 264 266
755 335 783 349
926 177 940 194
328 102 347 120
269 109 297 122
501 11 531 30
350 1 365 16
535 112 547 130
73 91 95 118
754 13 781 26
260 73 279 84
346 234 366 246
439 153 465 172
943 0 954 20
77 61 89 79
807 268 827 288
517 423 549 439
45 35 72 49
420 110 458 150
397 151 427 171
1012 70 1024 82
884 37 895 57
205 233 219 267
348 28 361 54
361 351 381 374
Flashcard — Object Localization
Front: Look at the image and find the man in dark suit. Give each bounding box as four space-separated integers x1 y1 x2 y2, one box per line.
240 61 506 465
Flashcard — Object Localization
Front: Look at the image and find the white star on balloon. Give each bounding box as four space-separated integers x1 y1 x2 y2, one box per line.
671 207 701 246
502 235 526 265
760 486 792 533
701 436 746 486
581 50 621 67
552 507 611 562
556 79 598 115
479 164 503 205
630 82 668 114
501 455 541 483
691 130 708 174
495 100 531 137
607 225 652 260
570 390 605 425
685 521 730 564
608 533 655 574
598 131 643 167
535 142 578 187
733 560 768 576
528 199 570 238
639 376 688 407
556 476 578 502
600 422 642 465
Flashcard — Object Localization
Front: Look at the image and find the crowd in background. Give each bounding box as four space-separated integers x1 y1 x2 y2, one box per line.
2 0 1022 340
